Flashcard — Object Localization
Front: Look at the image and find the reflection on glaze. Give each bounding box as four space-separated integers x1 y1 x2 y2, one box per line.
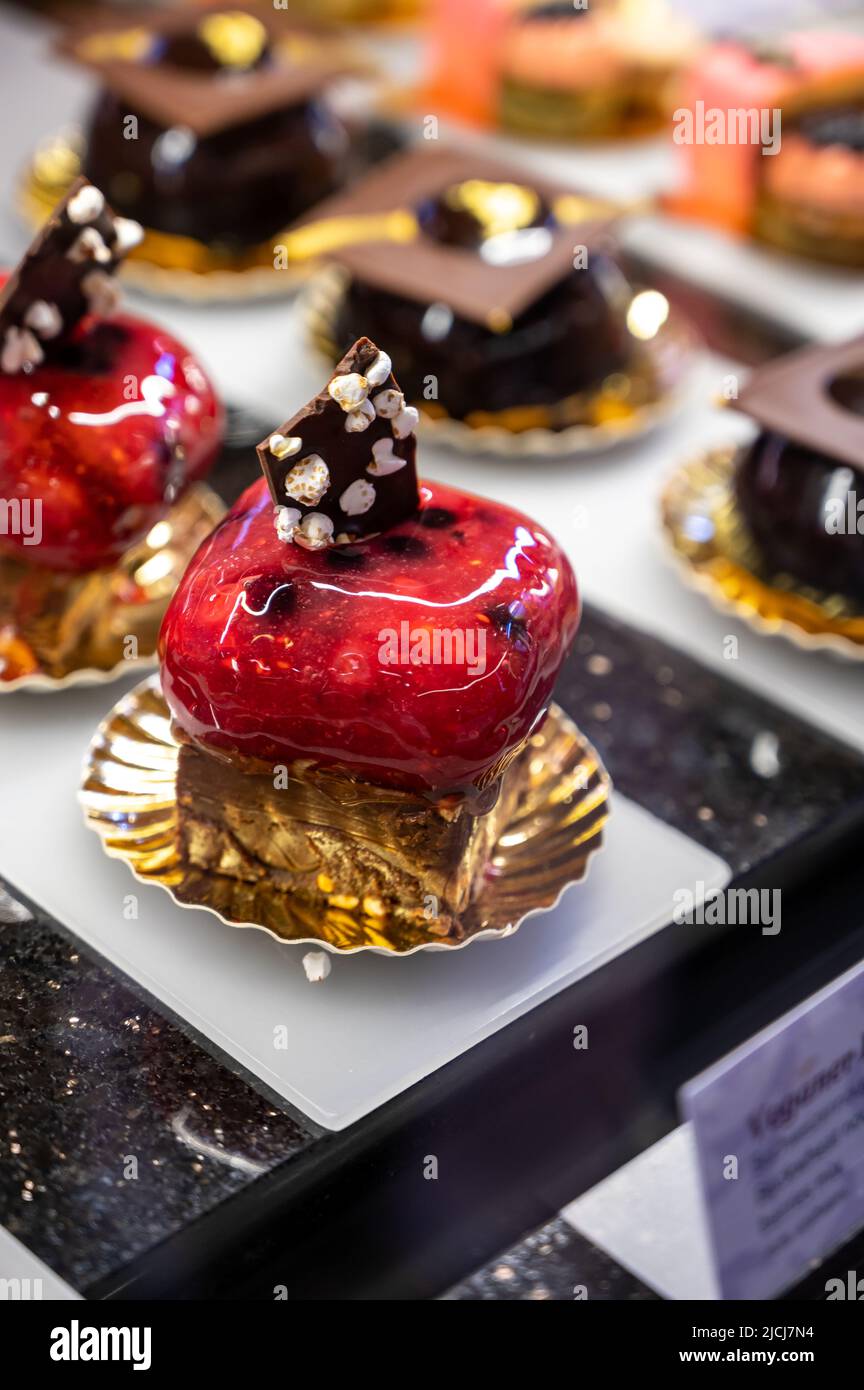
159 478 579 800
0 314 222 571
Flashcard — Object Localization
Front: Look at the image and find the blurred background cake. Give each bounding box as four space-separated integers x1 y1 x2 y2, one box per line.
423 0 700 138
304 146 677 435
55 7 363 261
672 31 864 266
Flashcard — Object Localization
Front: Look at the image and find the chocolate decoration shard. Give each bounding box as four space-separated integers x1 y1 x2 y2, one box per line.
732 335 864 473
57 6 368 138
256 337 420 548
0 179 142 375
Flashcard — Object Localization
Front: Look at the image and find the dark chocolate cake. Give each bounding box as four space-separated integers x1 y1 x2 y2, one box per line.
732 337 864 601
302 146 640 430
59 8 361 250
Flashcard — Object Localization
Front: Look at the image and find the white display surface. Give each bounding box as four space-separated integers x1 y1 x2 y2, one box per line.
0 684 727 1129
0 1226 80 1301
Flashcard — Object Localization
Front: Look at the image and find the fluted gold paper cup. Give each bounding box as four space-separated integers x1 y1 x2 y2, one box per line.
0 485 225 693
80 678 611 956
661 448 864 661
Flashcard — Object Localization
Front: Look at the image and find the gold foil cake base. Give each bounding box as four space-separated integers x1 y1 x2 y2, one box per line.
0 485 225 692
19 135 307 303
303 263 694 457
80 677 611 955
661 448 864 660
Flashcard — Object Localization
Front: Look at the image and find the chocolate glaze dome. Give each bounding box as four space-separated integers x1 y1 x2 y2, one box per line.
83 93 348 250
735 430 864 601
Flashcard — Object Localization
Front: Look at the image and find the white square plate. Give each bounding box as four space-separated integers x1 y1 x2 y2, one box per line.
0 683 727 1129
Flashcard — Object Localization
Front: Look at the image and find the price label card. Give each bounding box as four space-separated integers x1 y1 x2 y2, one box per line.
681 959 864 1300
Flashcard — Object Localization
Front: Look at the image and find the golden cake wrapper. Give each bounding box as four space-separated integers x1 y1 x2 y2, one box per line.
0 484 225 693
303 263 695 457
79 677 611 956
19 134 307 303
661 447 864 661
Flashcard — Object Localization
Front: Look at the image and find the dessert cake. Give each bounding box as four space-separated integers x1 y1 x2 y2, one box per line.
0 179 222 681
423 0 699 138
732 336 864 601
672 33 864 267
303 146 664 434
497 0 699 140
56 7 364 261
159 338 579 937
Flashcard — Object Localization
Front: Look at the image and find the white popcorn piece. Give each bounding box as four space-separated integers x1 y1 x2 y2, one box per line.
67 227 112 265
302 951 331 983
372 388 404 419
328 371 368 412
82 270 122 317
113 217 144 253
274 505 301 543
66 183 105 225
295 512 335 550
269 432 302 461
392 405 420 439
1 326 44 374
365 350 392 388
30 391 50 407
345 398 375 433
24 300 62 340
367 438 407 477
284 454 330 506
340 478 376 516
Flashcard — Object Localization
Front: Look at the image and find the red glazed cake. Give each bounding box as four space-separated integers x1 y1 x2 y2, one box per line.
0 179 223 680
160 338 579 936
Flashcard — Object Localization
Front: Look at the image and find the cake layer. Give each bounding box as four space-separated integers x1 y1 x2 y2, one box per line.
175 739 532 936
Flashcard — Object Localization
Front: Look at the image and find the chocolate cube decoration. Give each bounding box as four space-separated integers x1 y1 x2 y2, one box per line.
732 335 864 473
257 338 420 548
0 178 142 374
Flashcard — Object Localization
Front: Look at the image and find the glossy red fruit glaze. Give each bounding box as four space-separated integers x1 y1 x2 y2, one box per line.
0 300 222 572
160 476 579 799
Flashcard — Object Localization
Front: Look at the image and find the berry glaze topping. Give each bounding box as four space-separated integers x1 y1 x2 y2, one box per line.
0 288 222 571
160 476 579 802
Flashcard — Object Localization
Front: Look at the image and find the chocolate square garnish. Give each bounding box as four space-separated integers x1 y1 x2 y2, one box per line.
295 145 609 328
0 178 141 373
257 337 420 548
57 5 368 138
733 336 864 472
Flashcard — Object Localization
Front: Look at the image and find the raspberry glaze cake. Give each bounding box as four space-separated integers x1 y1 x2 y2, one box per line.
0 179 222 681
159 338 580 938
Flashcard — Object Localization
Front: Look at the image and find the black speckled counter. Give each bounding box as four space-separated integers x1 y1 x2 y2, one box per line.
442 1218 659 1301
0 882 319 1293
